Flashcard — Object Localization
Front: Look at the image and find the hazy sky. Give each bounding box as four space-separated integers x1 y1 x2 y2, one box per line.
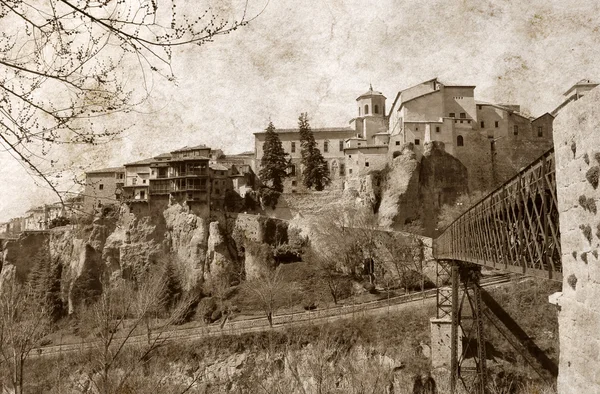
2 0 600 221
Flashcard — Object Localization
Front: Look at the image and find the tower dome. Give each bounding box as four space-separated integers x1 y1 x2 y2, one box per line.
357 84 386 117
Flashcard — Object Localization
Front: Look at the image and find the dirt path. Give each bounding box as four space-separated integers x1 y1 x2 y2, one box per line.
33 274 514 357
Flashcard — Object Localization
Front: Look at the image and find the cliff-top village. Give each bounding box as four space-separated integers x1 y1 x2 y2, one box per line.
1 77 597 236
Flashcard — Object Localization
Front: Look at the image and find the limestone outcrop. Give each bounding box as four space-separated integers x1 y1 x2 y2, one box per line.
378 145 421 230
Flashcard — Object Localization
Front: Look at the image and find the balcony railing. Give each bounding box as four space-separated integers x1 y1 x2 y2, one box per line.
171 186 208 192
169 170 209 177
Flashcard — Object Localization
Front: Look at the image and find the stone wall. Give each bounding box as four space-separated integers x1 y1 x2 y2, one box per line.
552 88 600 393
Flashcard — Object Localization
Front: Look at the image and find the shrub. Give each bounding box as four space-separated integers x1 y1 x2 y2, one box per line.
567 274 577 290
49 216 70 229
586 166 599 189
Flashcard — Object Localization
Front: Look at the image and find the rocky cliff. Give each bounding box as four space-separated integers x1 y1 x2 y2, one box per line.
0 203 299 312
377 142 468 234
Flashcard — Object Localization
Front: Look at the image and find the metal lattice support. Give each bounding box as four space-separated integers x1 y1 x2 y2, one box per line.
436 260 453 319
449 263 487 394
434 149 562 281
450 262 459 393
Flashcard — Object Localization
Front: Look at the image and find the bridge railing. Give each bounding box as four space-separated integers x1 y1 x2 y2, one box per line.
434 149 562 281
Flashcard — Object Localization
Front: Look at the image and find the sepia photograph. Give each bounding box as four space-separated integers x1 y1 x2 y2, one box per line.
0 0 599 393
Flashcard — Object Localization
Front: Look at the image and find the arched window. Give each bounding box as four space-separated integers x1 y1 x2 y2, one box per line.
364 104 369 115
374 104 379 114
457 135 464 147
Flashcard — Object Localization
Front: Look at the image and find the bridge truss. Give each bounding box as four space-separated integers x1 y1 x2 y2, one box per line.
433 149 562 393
435 149 562 281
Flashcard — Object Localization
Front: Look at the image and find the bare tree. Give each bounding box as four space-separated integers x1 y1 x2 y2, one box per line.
0 0 266 198
243 268 293 328
311 207 379 278
374 232 426 295
0 279 51 394
79 273 194 394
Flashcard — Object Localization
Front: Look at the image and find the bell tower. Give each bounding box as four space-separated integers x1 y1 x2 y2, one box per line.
355 85 387 143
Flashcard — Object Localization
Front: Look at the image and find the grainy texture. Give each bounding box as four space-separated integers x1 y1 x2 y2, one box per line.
553 89 600 393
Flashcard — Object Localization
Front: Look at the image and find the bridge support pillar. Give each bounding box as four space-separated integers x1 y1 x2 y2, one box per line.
553 89 600 393
430 261 462 391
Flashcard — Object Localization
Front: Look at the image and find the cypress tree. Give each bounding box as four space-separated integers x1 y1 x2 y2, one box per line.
161 261 182 312
259 121 289 208
298 113 330 191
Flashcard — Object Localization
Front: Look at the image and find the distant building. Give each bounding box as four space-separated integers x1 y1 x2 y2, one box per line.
254 126 356 191
253 88 389 191
123 158 153 202
254 78 558 193
552 79 599 116
209 163 232 210
83 166 125 213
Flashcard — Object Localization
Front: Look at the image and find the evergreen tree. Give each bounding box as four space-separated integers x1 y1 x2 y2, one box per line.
298 113 330 191
29 251 64 320
259 121 289 208
160 261 182 312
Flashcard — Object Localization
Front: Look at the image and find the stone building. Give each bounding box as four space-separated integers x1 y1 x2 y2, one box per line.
552 78 599 116
209 163 232 210
253 86 390 192
123 158 153 202
387 78 555 190
83 166 125 213
253 126 357 192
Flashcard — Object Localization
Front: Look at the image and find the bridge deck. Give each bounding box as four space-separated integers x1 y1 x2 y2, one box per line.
434 149 562 281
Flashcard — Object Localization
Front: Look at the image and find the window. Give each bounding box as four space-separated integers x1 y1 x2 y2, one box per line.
99 184 104 190
513 125 519 135
374 104 379 114
396 141 400 146
292 180 297 186
116 173 124 180
216 188 220 194
436 126 440 133
449 112 456 118
290 164 296 176
480 121 485 128
142 179 147 184
477 105 482 110
358 143 361 146
415 127 419 131
140 191 146 199
340 163 345 176
537 126 543 137
339 140 344 151
414 139 420 145
364 104 369 115
457 135 464 146
324 141 329 152
495 121 499 128
349 169 353 174
359 107 361 116
460 113 466 119
291 142 296 153
365 162 370 167
349 155 352 158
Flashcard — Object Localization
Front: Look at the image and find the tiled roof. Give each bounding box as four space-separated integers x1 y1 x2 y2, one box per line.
124 158 155 166
171 144 210 153
563 79 599 96
357 85 386 100
255 127 353 135
86 166 124 174
210 164 229 171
